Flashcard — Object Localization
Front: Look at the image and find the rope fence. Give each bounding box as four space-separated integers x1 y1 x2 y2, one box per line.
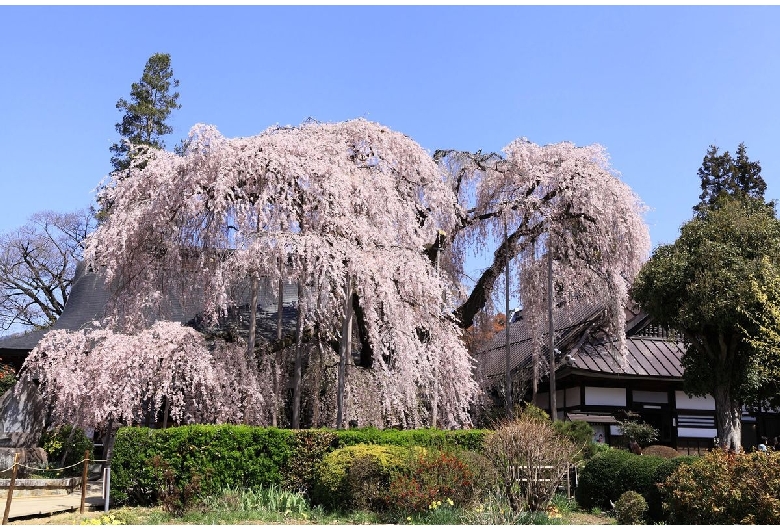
2 452 111 524
16 459 108 474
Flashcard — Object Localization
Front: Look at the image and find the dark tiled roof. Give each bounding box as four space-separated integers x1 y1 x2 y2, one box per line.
476 303 686 382
477 304 606 380
0 262 111 352
570 336 684 378
0 263 299 355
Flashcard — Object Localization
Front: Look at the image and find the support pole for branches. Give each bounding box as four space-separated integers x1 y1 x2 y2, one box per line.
291 284 304 429
272 273 284 428
548 245 557 421
336 271 352 429
431 231 443 428
504 214 512 418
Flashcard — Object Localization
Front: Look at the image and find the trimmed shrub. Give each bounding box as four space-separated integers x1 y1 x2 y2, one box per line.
661 449 780 524
280 429 337 496
577 447 699 522
575 447 633 510
110 425 490 509
382 450 478 515
110 425 295 506
614 490 647 524
311 443 414 510
330 427 487 452
642 444 681 458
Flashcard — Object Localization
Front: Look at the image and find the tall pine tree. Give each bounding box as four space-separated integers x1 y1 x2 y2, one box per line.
109 53 181 172
694 143 766 214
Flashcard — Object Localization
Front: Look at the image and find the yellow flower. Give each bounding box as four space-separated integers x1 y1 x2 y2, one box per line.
446 498 454 506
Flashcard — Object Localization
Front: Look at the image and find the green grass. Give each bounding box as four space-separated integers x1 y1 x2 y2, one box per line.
54 487 614 525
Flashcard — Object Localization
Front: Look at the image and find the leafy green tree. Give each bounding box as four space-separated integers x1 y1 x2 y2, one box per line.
632 197 780 450
694 143 767 215
109 53 181 172
740 258 780 409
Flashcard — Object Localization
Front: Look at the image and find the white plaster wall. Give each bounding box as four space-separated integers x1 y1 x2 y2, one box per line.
585 387 626 407
675 391 715 410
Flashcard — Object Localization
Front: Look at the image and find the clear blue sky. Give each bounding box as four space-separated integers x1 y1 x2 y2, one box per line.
2 5 779 284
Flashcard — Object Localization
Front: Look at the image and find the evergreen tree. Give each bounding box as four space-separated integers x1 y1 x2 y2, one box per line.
632 198 780 450
694 143 766 214
109 53 181 172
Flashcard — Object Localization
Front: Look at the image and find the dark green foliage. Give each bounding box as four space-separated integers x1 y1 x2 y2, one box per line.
110 425 489 509
632 196 780 448
39 424 94 470
616 416 659 447
329 426 487 451
614 490 647 524
110 53 181 172
553 419 594 460
280 429 337 495
149 454 205 517
694 143 767 215
575 448 634 510
576 447 692 522
110 425 294 507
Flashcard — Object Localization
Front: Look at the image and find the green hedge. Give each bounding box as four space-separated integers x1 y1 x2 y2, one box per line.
327 427 488 451
110 425 489 507
110 425 295 506
575 447 697 522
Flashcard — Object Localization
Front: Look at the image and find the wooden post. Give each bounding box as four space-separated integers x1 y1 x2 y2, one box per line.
80 450 89 514
2 453 19 525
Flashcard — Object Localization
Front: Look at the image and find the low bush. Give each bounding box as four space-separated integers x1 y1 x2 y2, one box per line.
483 416 577 513
614 490 647 524
200 484 309 516
39 424 94 471
575 447 634 510
280 429 337 496
382 450 478 515
642 444 681 458
110 425 490 510
576 447 693 521
311 443 414 511
660 449 780 524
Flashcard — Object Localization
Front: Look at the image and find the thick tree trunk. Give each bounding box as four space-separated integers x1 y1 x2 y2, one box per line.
713 385 742 451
